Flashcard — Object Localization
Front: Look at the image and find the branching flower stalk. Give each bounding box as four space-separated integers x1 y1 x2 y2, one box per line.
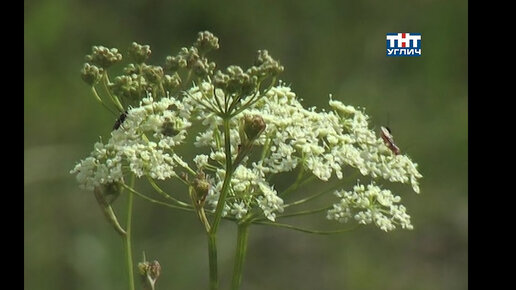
71 31 422 290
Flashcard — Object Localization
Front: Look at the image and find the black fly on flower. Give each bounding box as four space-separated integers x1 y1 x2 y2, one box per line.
113 110 128 130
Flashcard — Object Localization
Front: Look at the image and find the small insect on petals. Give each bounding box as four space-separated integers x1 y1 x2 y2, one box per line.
113 111 128 130
380 126 400 155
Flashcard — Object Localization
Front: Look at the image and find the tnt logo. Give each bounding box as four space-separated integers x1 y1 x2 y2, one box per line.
386 33 421 57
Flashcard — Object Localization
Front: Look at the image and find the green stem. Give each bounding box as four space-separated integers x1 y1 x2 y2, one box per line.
253 221 357 235
188 187 212 233
283 179 346 208
229 92 260 118
91 86 118 115
121 183 193 212
147 177 191 208
284 189 326 208
93 187 127 236
229 78 276 118
208 234 218 290
212 86 224 113
125 176 136 290
102 72 125 112
254 205 333 222
210 117 232 234
231 223 250 290
183 69 193 90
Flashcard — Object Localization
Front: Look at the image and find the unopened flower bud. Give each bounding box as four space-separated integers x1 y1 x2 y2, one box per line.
243 114 266 141
192 59 207 77
123 63 138 75
241 75 258 96
192 172 210 206
226 65 248 94
252 50 284 77
129 42 152 64
185 47 200 69
213 70 229 89
81 63 103 86
142 64 164 84
194 31 220 54
163 74 181 91
164 55 183 72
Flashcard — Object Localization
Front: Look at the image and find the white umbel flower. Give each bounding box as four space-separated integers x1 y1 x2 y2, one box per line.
243 86 422 194
70 95 192 190
327 183 413 231
72 82 422 230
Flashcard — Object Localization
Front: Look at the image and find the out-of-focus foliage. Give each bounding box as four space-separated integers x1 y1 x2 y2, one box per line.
24 0 467 289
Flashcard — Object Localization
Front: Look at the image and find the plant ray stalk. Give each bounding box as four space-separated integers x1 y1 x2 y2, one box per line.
121 183 194 212
147 176 191 207
254 221 358 235
102 72 125 112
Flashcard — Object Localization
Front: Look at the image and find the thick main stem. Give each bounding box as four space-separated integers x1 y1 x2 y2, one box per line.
208 234 218 290
210 118 233 234
125 186 135 290
231 223 250 290
206 117 233 290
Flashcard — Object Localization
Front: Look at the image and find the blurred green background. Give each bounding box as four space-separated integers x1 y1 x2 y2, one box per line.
24 0 467 289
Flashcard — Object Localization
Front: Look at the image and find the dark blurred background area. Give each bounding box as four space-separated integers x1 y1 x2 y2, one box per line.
25 0 467 289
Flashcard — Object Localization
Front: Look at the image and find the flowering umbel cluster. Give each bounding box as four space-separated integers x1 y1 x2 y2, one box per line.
71 31 422 233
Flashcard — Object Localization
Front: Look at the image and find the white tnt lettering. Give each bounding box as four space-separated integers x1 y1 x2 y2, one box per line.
386 33 421 48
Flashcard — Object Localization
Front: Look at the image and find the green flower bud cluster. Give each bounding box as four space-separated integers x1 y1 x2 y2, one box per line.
128 42 152 64
81 63 103 86
163 74 181 92
85 46 123 69
252 49 284 77
194 31 220 54
80 31 283 122
165 46 216 78
214 65 258 97
110 43 178 103
141 64 164 84
161 31 220 88
109 74 147 102
81 40 196 110
211 49 283 105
